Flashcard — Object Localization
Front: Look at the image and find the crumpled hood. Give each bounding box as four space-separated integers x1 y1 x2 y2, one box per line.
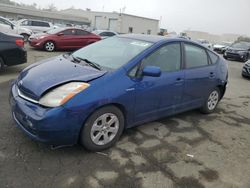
17 55 107 100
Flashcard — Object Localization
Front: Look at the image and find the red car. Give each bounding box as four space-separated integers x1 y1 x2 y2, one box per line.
29 28 101 52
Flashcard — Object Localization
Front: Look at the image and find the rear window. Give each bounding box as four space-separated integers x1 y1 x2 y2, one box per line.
208 51 219 64
184 43 208 68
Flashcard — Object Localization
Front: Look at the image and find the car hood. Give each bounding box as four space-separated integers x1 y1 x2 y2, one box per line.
29 33 49 39
19 27 33 34
227 47 248 52
17 55 107 100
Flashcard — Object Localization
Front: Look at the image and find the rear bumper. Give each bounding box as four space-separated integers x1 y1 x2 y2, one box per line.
9 84 83 146
213 48 224 54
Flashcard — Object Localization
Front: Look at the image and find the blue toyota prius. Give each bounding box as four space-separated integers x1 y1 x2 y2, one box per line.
10 34 228 151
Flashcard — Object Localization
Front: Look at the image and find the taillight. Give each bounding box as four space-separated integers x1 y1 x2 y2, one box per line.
16 39 24 47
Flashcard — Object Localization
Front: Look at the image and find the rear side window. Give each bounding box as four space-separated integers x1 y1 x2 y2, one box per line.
62 29 75 35
184 44 208 68
31 21 50 27
208 51 219 64
143 43 181 72
76 30 90 35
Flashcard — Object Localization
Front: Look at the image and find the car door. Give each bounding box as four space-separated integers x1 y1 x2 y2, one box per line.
133 42 184 123
56 29 77 49
182 42 218 110
75 30 93 48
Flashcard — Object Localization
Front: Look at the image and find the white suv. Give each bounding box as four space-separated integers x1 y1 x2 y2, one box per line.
0 17 32 41
17 19 53 34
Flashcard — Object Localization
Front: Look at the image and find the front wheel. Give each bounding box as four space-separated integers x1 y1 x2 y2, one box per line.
200 88 221 114
44 41 55 52
80 106 124 151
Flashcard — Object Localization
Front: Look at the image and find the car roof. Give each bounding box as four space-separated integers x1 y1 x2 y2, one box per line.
118 34 187 43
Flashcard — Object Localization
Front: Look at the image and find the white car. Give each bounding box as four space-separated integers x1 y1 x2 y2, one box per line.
16 19 53 34
0 16 32 41
92 30 118 39
197 39 212 49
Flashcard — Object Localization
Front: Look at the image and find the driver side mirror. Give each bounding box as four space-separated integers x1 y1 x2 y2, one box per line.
11 24 14 30
142 66 161 77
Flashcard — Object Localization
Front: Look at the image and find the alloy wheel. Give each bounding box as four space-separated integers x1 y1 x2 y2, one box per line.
90 113 119 146
207 90 219 110
45 42 55 51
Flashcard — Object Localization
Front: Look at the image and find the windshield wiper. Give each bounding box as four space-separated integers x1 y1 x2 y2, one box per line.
71 55 102 70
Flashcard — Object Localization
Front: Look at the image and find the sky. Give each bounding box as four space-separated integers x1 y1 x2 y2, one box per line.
12 0 250 36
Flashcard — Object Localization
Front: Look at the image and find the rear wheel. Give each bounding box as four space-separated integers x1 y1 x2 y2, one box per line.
20 33 30 42
44 41 55 52
200 88 220 114
80 106 124 151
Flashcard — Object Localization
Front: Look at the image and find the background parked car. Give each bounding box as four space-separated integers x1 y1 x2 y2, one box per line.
29 27 101 51
0 16 32 42
0 32 26 71
92 30 118 39
16 19 53 34
197 39 212 49
242 60 250 78
213 42 232 54
224 42 250 62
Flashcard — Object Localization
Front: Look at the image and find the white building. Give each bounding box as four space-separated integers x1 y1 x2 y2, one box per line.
61 9 159 35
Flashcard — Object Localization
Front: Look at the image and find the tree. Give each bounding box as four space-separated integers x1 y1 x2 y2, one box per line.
236 36 250 43
43 3 57 11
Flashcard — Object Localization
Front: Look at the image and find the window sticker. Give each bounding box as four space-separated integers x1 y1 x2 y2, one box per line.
130 41 150 47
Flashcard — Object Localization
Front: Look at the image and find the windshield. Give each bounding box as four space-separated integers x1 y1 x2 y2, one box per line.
47 28 65 34
72 36 153 70
231 42 250 50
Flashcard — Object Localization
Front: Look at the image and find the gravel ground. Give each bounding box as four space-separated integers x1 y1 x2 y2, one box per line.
0 46 250 188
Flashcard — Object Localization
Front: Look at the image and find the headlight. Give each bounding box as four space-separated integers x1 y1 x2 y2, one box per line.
39 82 90 107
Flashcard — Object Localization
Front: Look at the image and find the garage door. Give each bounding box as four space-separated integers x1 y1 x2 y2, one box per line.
108 19 117 31
95 16 102 29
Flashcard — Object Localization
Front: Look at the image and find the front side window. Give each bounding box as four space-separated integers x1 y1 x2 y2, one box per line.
21 20 31 26
184 44 208 68
72 37 153 70
142 43 181 72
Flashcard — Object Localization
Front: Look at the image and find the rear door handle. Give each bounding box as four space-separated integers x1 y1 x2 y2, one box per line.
209 72 215 78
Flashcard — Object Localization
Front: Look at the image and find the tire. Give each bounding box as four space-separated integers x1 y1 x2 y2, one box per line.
200 87 221 114
243 54 249 62
0 57 4 71
44 41 55 52
80 105 124 151
20 33 29 42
